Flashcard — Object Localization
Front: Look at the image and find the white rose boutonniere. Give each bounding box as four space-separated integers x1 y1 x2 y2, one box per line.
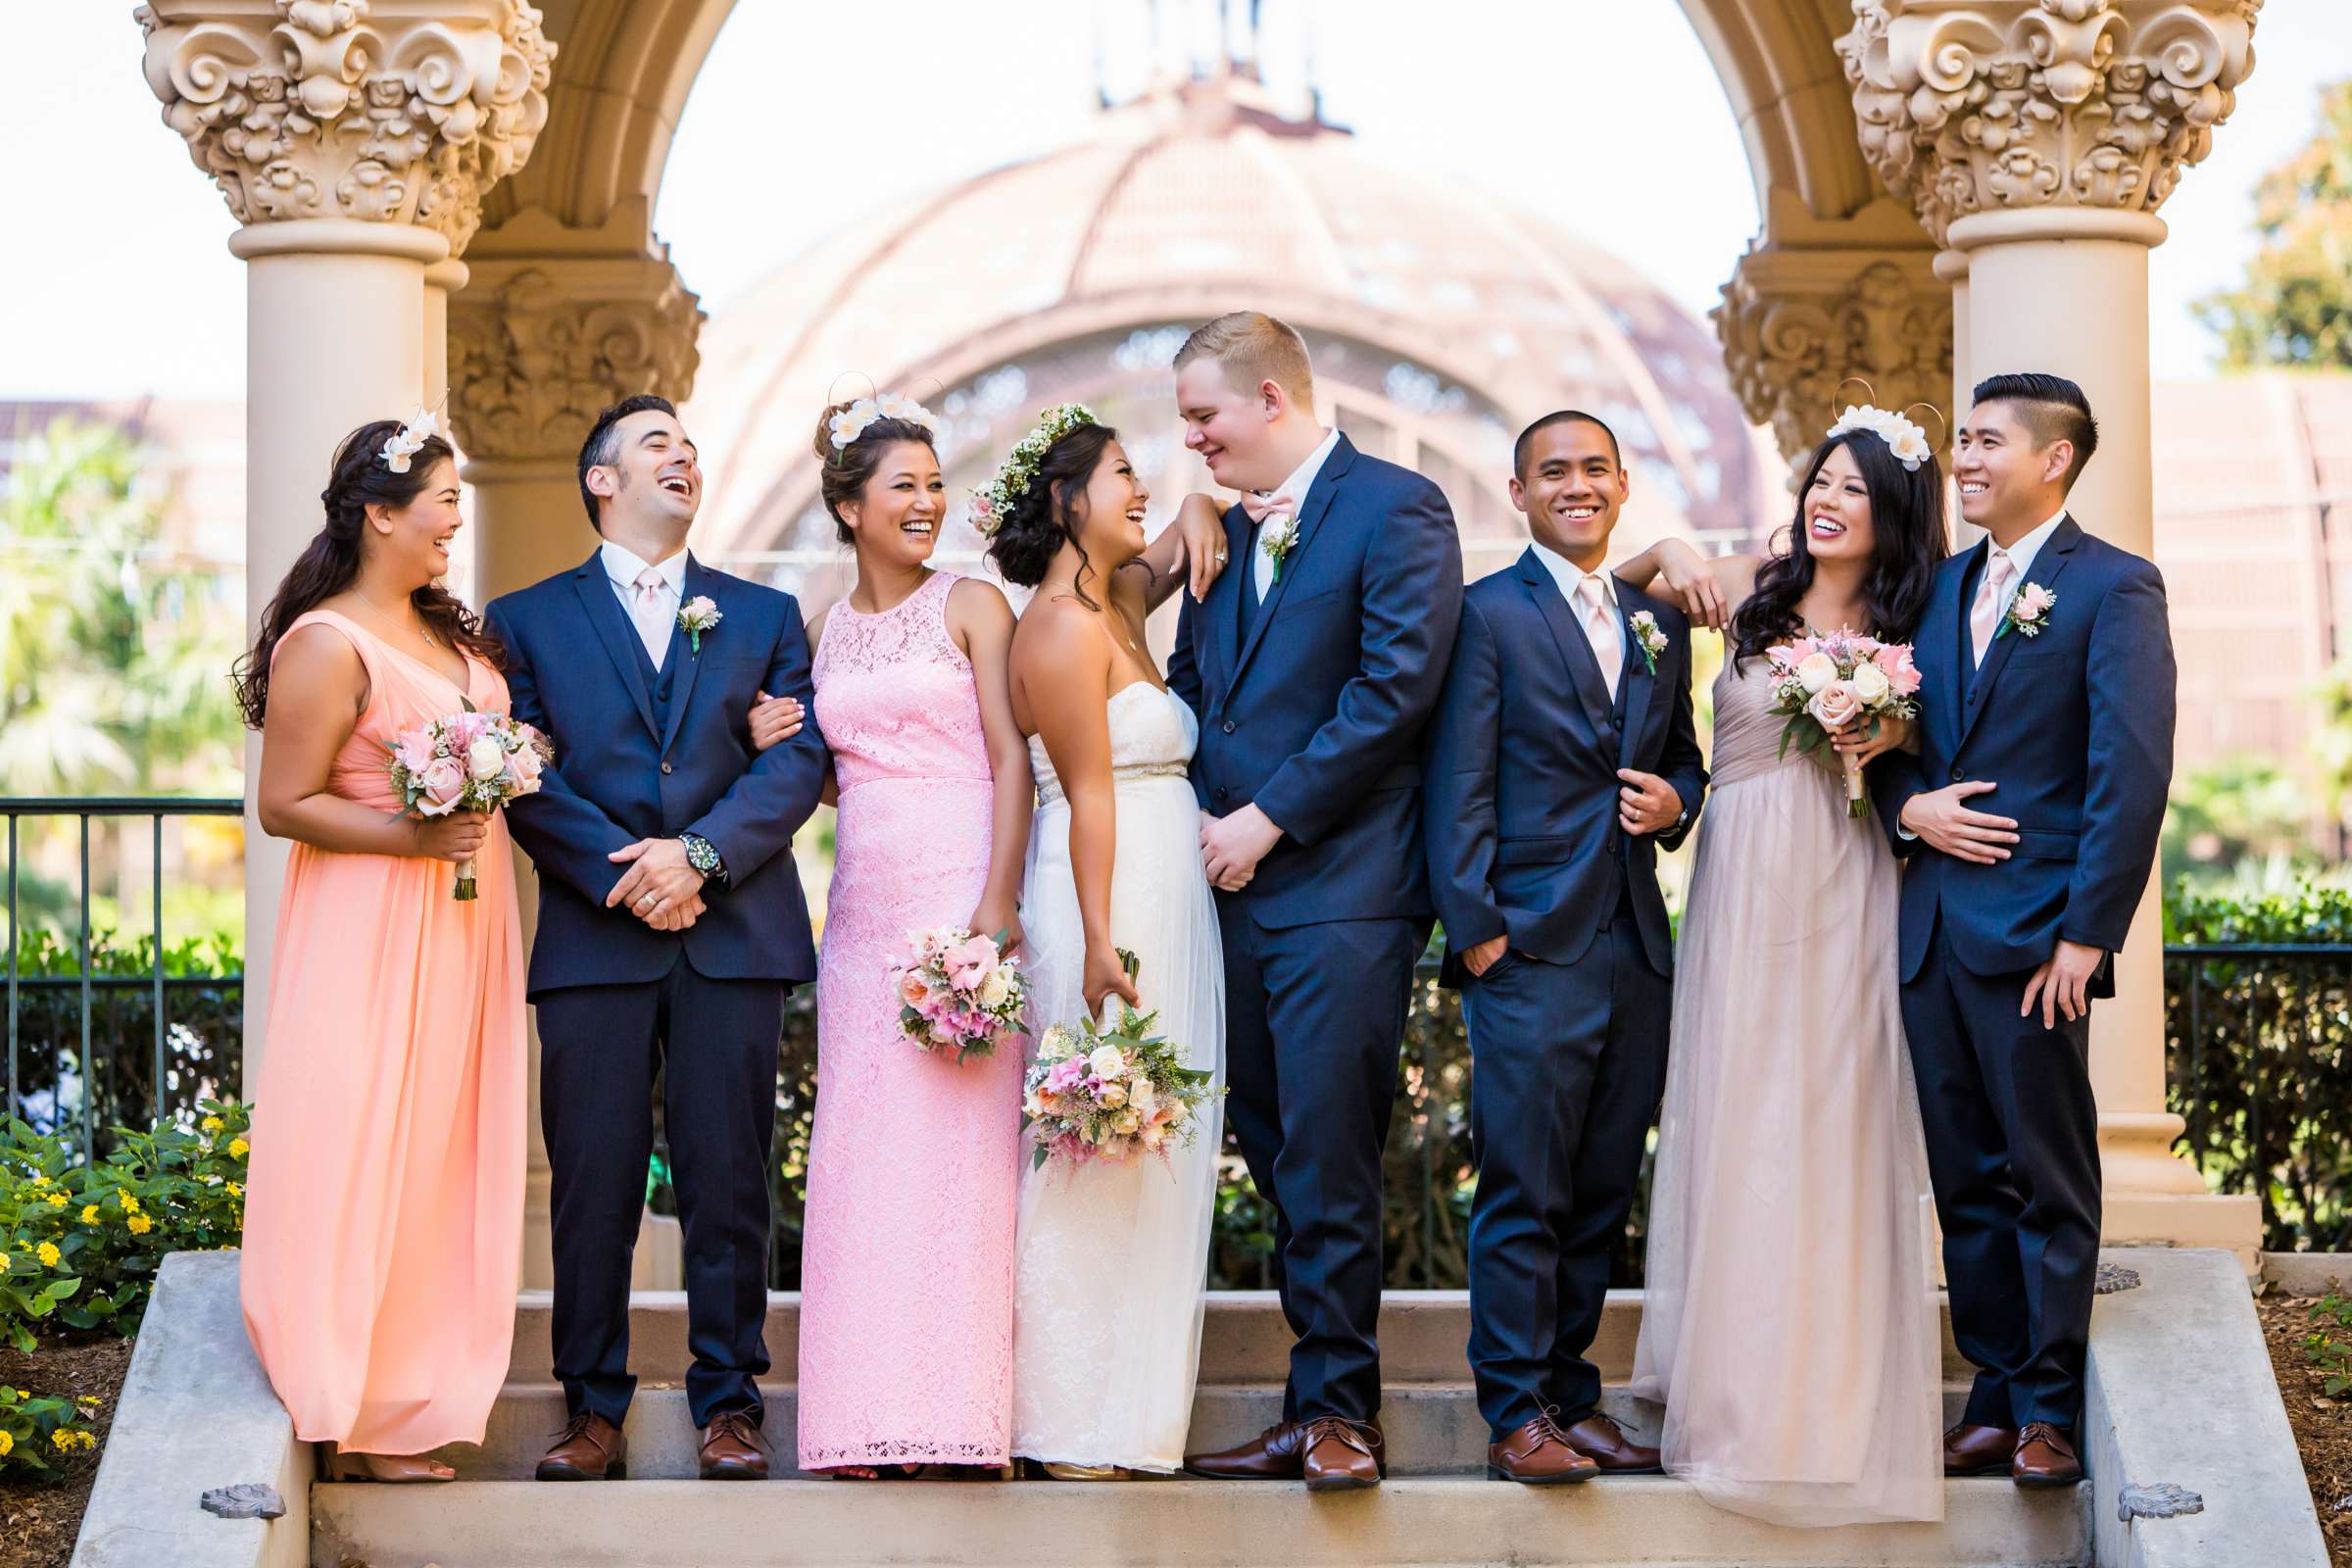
2001 581 2056 640
1260 516 1299 582
1629 611 1667 675
677 595 722 654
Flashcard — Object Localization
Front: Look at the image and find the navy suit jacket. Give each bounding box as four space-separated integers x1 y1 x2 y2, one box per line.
484 552 827 1000
1873 516 2175 984
1167 434 1463 928
1422 552 1707 985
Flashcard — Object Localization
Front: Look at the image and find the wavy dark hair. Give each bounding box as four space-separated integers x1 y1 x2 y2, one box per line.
808 401 940 545
1727 427 1947 667
983 420 1121 610
232 420 502 729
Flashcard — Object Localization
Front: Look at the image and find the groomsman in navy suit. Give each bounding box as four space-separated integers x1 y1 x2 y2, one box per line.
1422 412 1706 1485
485 396 827 1484
1874 373 2175 1489
1168 313 1462 1491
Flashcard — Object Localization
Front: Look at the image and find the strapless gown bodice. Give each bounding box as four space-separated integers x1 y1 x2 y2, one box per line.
1028 682 1197 807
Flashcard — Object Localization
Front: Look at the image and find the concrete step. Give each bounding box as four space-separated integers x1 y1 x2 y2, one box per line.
511 1289 1974 1387
312 1475 2092 1568
439 1380 1980 1481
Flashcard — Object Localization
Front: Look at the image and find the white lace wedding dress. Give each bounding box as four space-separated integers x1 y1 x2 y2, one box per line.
1007 681 1227 1472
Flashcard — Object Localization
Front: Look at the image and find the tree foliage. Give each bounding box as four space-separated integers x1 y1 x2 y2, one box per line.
2198 80 2352 368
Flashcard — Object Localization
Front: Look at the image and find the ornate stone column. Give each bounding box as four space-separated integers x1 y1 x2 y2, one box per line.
137 0 556 1075
1839 0 2263 1259
448 216 703 1286
1715 192 1955 472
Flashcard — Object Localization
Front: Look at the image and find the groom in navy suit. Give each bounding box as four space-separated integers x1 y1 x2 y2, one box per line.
485 396 827 1484
1167 313 1462 1491
1875 373 2174 1489
1423 412 1705 1485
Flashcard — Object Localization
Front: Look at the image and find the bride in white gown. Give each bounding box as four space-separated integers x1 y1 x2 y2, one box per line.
981 407 1229 1475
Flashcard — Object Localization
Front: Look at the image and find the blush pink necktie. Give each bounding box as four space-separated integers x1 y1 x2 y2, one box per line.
1970 550 2014 668
632 567 670 668
1578 575 1622 699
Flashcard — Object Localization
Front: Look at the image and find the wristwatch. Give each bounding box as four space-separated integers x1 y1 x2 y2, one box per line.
679 832 726 883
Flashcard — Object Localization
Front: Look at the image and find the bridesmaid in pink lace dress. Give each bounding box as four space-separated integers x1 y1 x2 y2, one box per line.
236 420 526 1482
778 399 1033 1478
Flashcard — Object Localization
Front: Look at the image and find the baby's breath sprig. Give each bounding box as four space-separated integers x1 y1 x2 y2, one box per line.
969 403 1100 538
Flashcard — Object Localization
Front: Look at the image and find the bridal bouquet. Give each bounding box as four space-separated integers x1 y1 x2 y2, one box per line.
386 708 551 899
891 926 1026 1064
1762 628 1922 818
1023 954 1216 1170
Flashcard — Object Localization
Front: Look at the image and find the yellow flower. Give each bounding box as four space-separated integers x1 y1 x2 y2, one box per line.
201 1115 224 1134
79 1206 98 1224
46 1193 67 1208
37 1243 60 1268
0 1430 12 1456
30 1174 49 1188
126 1215 152 1236
0 1253 11 1272
225 1183 242 1199
119 1193 140 1215
229 1139 249 1160
51 1429 71 1451
76 1396 100 1406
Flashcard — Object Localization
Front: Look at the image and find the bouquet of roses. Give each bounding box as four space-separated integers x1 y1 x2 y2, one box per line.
386 707 552 899
1022 953 1217 1171
890 925 1026 1064
1762 627 1923 818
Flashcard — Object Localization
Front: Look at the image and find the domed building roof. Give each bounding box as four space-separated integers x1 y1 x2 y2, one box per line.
686 68 1780 592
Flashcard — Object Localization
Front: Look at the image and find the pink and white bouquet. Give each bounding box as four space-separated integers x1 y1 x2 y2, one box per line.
385 708 552 899
1762 627 1923 818
1022 955 1217 1171
891 926 1026 1064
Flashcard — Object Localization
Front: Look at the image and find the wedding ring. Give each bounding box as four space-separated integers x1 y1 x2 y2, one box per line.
1215 549 1228 564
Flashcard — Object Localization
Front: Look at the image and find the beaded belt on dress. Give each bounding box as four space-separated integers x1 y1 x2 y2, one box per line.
1034 761 1190 808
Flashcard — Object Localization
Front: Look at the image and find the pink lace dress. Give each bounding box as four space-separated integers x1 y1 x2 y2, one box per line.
797 570 1021 1470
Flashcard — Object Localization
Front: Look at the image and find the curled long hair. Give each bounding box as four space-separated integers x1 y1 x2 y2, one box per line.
232 420 503 729
984 420 1121 610
1727 427 1947 666
808 403 939 545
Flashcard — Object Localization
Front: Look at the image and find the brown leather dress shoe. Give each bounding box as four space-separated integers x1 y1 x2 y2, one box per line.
1944 1422 2020 1476
1300 1416 1385 1492
1558 1411 1662 1474
1487 1413 1600 1485
1185 1420 1306 1479
2012 1422 2082 1488
699 1410 768 1480
536 1411 626 1481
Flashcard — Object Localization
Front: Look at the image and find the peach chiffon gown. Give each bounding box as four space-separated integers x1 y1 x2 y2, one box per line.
240 608 527 1455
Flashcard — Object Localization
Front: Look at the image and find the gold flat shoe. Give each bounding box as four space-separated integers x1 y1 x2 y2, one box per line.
1041 1461 1129 1481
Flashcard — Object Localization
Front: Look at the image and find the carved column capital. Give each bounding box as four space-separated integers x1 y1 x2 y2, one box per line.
1714 239 1954 470
1838 0 2262 246
447 249 705 464
135 0 557 253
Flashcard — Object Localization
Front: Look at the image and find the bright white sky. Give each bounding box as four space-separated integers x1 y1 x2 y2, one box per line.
4 1 2347 401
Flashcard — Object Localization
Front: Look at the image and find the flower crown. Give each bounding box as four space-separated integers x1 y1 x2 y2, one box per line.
969 403 1100 538
378 408 440 473
1826 403 1933 471
827 393 940 458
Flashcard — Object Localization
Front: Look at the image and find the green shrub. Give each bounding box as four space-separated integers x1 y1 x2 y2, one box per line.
2305 1292 2352 1397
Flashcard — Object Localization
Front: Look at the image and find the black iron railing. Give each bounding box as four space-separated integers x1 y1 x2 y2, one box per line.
2 797 245 1159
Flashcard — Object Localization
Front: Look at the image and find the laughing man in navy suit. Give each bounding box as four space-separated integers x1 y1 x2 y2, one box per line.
1873 373 2175 1490
1423 412 1706 1486
484 396 827 1485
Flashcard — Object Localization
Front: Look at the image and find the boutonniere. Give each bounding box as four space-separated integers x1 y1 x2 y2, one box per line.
1629 610 1667 675
1260 516 1299 582
1999 581 2056 640
677 595 722 654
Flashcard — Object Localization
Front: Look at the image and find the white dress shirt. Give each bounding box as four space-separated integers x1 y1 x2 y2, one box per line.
1529 541 1628 691
1251 426 1343 600
600 538 688 670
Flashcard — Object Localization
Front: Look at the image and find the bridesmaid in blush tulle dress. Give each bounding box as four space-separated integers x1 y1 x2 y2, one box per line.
1622 424 1950 1526
772 398 1035 1479
238 419 526 1482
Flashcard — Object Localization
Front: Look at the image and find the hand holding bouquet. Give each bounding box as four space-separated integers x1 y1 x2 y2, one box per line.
1023 953 1217 1170
891 925 1026 1064
386 707 552 898
1762 628 1922 818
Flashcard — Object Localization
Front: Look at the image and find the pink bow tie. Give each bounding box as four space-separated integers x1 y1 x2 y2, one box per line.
1241 487 1299 526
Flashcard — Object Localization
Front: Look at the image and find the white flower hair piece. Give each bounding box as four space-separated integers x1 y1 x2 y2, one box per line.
1826 403 1933 471
970 403 1101 538
378 408 440 473
828 393 941 456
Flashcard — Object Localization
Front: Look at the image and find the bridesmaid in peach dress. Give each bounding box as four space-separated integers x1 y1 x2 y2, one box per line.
235 418 527 1483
